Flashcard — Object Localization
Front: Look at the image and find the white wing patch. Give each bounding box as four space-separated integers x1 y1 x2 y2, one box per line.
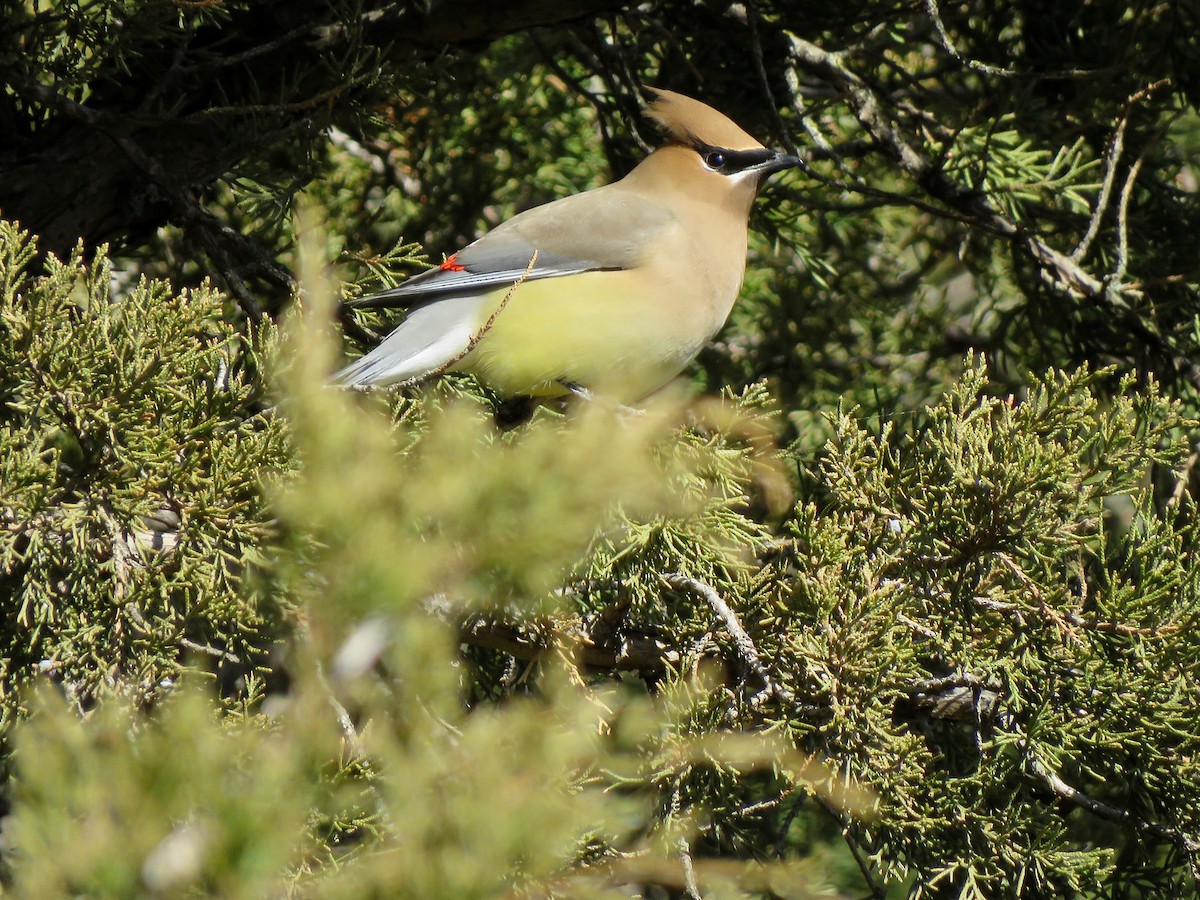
331 294 487 388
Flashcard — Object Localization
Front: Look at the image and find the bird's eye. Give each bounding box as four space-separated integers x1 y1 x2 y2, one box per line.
704 151 727 170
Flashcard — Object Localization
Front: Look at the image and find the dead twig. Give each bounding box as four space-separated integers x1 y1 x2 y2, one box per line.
423 249 539 379
1026 752 1200 864
923 0 1016 77
785 36 1200 392
1071 115 1127 261
460 615 679 673
664 574 795 709
670 785 702 900
179 638 241 665
741 0 799 155
1168 442 1199 510
1110 151 1146 293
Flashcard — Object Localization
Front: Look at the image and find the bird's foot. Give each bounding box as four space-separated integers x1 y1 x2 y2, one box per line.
559 382 646 418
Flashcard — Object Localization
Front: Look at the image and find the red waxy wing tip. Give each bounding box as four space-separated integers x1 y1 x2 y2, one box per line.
439 253 466 272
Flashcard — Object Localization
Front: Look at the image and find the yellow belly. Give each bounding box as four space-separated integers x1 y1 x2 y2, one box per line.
456 269 728 400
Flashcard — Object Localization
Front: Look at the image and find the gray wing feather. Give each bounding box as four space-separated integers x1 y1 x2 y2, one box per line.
349 185 675 309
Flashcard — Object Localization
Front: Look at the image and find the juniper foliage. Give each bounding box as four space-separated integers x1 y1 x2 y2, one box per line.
1 0 1199 897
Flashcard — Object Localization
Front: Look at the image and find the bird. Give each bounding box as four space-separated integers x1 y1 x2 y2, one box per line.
332 88 800 403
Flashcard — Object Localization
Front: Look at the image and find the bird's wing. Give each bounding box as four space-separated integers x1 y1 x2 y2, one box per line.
348 186 677 309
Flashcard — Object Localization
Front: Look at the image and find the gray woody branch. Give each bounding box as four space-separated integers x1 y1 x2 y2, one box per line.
784 35 1200 392
458 594 1200 863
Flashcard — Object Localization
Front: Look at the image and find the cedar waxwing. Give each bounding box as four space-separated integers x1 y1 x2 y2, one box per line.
333 88 800 401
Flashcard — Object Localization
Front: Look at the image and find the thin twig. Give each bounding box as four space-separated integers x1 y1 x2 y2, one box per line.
670 784 702 900
785 36 1200 392
897 613 939 641
664 574 795 709
179 637 241 664
923 0 1016 77
98 506 136 606
771 790 804 859
995 553 1181 638
679 835 700 900
743 0 799 155
15 79 293 318
457 614 681 673
996 553 1085 646
530 32 638 149
665 576 770 681
1110 152 1146 292
316 659 366 760
1168 443 1199 510
1071 115 1127 261
594 16 657 154
424 249 538 378
349 249 539 394
733 789 790 819
184 84 350 121
787 36 1090 268
818 797 886 898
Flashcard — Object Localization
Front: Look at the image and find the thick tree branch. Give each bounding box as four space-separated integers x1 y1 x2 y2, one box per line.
10 80 293 317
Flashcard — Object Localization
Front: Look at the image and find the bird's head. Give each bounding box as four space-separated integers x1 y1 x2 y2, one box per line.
640 87 800 198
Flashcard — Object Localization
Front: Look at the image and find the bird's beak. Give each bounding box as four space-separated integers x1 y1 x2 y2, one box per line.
756 150 803 177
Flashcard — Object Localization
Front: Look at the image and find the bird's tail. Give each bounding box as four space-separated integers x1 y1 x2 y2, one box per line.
331 294 486 389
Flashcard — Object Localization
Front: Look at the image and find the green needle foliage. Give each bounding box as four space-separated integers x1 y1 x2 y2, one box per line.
763 366 1200 895
0 221 291 728
3 215 1199 896
2 0 1200 896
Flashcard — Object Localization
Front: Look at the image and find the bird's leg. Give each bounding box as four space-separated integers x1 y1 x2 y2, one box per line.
560 381 594 401
559 381 646 418
493 395 538 430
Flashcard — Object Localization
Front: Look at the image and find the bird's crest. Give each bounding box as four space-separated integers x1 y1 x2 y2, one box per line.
643 87 764 152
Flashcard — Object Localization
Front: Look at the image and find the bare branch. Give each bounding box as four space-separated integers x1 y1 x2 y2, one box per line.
815 795 887 898
900 673 1002 727
1026 752 1200 859
787 34 1105 292
741 0 800 156
664 574 796 709
178 638 241 665
665 576 762 670
679 835 700 900
459 616 681 673
313 0 631 53
1111 152 1147 291
923 0 1016 77
1168 442 1200 510
899 667 1200 864
1071 115 1127 261
785 35 1200 392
